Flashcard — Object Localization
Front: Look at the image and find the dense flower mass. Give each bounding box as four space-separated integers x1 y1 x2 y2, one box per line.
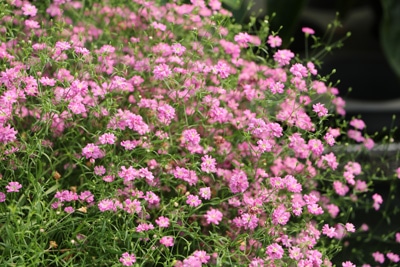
0 0 397 266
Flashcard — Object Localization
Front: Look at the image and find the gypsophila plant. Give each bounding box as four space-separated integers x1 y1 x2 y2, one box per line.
1 0 400 266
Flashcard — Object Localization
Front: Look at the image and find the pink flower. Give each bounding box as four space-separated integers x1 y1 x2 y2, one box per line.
313 103 328 117
192 250 210 263
6 181 22 193
160 236 174 247
342 261 355 267
94 165 106 176
186 194 202 207
0 124 17 144
98 199 121 212
228 169 249 193
155 216 170 228
201 155 217 173
396 232 400 243
199 187 211 200
119 252 136 266
272 204 290 225
345 223 355 232
267 35 282 48
136 223 154 232
0 192 6 202
82 143 104 159
350 118 366 130
302 27 315 35
151 21 166 31
153 63 172 80
396 167 400 179
290 63 308 78
333 181 349 196
99 133 116 145
387 252 400 262
39 77 56 86
204 208 223 225
322 224 337 238
79 191 94 203
266 243 284 259
372 193 383 210
234 32 251 47
372 251 385 264
273 49 294 66
157 104 175 125
124 199 142 214
22 3 38 17
64 206 74 213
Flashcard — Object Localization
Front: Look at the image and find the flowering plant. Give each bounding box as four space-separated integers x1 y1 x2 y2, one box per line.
0 0 399 266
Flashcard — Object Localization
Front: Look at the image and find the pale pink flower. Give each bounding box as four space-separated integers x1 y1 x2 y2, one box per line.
302 27 315 35
160 236 174 247
120 252 136 266
266 243 284 259
372 251 385 264
204 208 223 225
6 181 22 192
155 216 170 228
267 35 282 48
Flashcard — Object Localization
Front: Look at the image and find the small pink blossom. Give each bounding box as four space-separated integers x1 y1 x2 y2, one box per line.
186 194 202 207
155 216 170 228
372 251 385 264
345 223 355 232
160 236 174 247
201 155 217 173
387 252 400 263
0 192 6 202
267 35 282 48
199 187 211 200
119 252 136 266
302 27 315 35
273 49 295 66
6 181 22 193
342 261 355 267
313 103 328 117
22 3 38 17
204 208 223 225
322 224 337 238
266 243 284 259
99 133 116 145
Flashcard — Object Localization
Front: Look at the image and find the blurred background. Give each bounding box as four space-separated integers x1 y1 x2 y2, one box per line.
227 0 400 137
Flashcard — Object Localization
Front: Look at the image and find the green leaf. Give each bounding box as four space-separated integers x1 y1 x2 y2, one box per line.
381 0 400 80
